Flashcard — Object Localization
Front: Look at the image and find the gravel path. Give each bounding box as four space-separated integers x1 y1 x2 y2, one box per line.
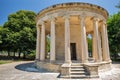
0 61 120 80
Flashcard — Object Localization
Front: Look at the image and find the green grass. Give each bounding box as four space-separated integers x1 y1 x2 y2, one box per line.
0 60 13 64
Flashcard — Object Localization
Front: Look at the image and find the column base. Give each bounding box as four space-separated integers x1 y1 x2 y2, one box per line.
65 61 71 64
50 60 56 63
35 59 40 61
82 60 89 63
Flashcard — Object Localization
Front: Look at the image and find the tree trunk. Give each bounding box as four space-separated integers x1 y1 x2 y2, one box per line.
13 50 16 58
114 53 117 60
7 50 10 57
23 53 26 59
18 50 21 58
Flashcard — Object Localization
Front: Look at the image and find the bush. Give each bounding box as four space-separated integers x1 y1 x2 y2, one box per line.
26 50 35 60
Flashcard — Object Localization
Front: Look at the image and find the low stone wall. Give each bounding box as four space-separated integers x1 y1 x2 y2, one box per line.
98 61 112 72
60 63 71 78
84 61 112 78
84 63 99 78
35 61 61 72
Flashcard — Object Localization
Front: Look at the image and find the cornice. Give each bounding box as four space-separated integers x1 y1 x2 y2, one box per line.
36 2 108 22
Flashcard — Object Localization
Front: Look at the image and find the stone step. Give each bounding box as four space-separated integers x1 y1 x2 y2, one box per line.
70 71 85 74
71 67 85 71
70 74 87 78
70 63 87 78
71 63 82 66
71 65 83 68
71 68 85 71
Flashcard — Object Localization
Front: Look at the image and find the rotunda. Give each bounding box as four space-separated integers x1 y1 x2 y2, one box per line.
35 2 111 78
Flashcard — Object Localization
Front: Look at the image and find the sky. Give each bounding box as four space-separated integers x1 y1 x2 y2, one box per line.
0 0 120 26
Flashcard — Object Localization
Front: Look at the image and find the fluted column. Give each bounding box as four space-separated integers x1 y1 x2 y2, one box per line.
92 33 97 60
105 23 111 61
92 17 102 62
79 15 88 63
98 32 102 61
36 24 41 60
101 21 108 61
64 16 71 63
40 21 45 61
50 17 56 61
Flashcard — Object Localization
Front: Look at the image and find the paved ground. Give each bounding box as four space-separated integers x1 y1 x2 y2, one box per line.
0 61 120 80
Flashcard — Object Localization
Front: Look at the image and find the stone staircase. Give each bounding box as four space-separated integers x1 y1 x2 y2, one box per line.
70 63 88 78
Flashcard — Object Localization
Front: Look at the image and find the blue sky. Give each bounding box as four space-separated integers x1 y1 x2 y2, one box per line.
0 0 120 26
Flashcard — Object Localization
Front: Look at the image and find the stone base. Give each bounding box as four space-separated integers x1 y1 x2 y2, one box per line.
35 60 62 72
60 63 71 78
35 60 112 79
84 63 99 78
98 60 112 72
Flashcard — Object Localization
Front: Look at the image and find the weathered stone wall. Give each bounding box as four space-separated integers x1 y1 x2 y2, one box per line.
36 61 61 72
70 25 81 61
98 61 112 71
55 23 82 61
55 24 65 60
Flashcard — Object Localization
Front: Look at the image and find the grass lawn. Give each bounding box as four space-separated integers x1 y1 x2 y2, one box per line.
0 59 29 65
0 55 33 65
0 60 14 64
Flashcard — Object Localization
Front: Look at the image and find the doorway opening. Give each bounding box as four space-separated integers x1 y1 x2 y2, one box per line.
70 43 77 60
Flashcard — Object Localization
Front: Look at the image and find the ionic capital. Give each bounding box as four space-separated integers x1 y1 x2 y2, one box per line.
49 16 55 21
79 15 86 20
100 19 106 25
63 15 70 20
92 17 100 22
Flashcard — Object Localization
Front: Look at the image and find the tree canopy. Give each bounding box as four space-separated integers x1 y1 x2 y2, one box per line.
115 1 120 8
107 11 120 56
0 10 36 58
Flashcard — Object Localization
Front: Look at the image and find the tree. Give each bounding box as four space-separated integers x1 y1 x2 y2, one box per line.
2 10 36 58
115 2 120 8
0 27 12 56
107 11 120 59
0 26 3 44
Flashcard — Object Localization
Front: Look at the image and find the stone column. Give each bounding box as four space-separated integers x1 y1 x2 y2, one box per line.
40 21 45 61
50 17 56 61
64 16 71 63
98 32 102 61
101 21 108 61
36 24 41 60
92 33 97 60
86 34 89 57
92 17 102 62
79 15 88 63
105 23 111 61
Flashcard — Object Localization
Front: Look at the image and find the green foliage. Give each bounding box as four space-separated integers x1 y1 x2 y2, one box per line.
26 50 35 60
115 1 120 8
107 11 120 57
46 35 50 53
87 37 92 52
0 10 36 59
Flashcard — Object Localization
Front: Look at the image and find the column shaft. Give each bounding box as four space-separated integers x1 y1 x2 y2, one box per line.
64 16 71 63
36 25 41 60
92 33 97 60
79 16 88 63
101 21 108 61
105 26 111 61
93 18 102 62
40 22 45 61
98 32 102 61
50 18 56 61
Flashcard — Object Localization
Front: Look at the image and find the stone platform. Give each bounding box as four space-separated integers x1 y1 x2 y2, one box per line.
35 60 112 79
